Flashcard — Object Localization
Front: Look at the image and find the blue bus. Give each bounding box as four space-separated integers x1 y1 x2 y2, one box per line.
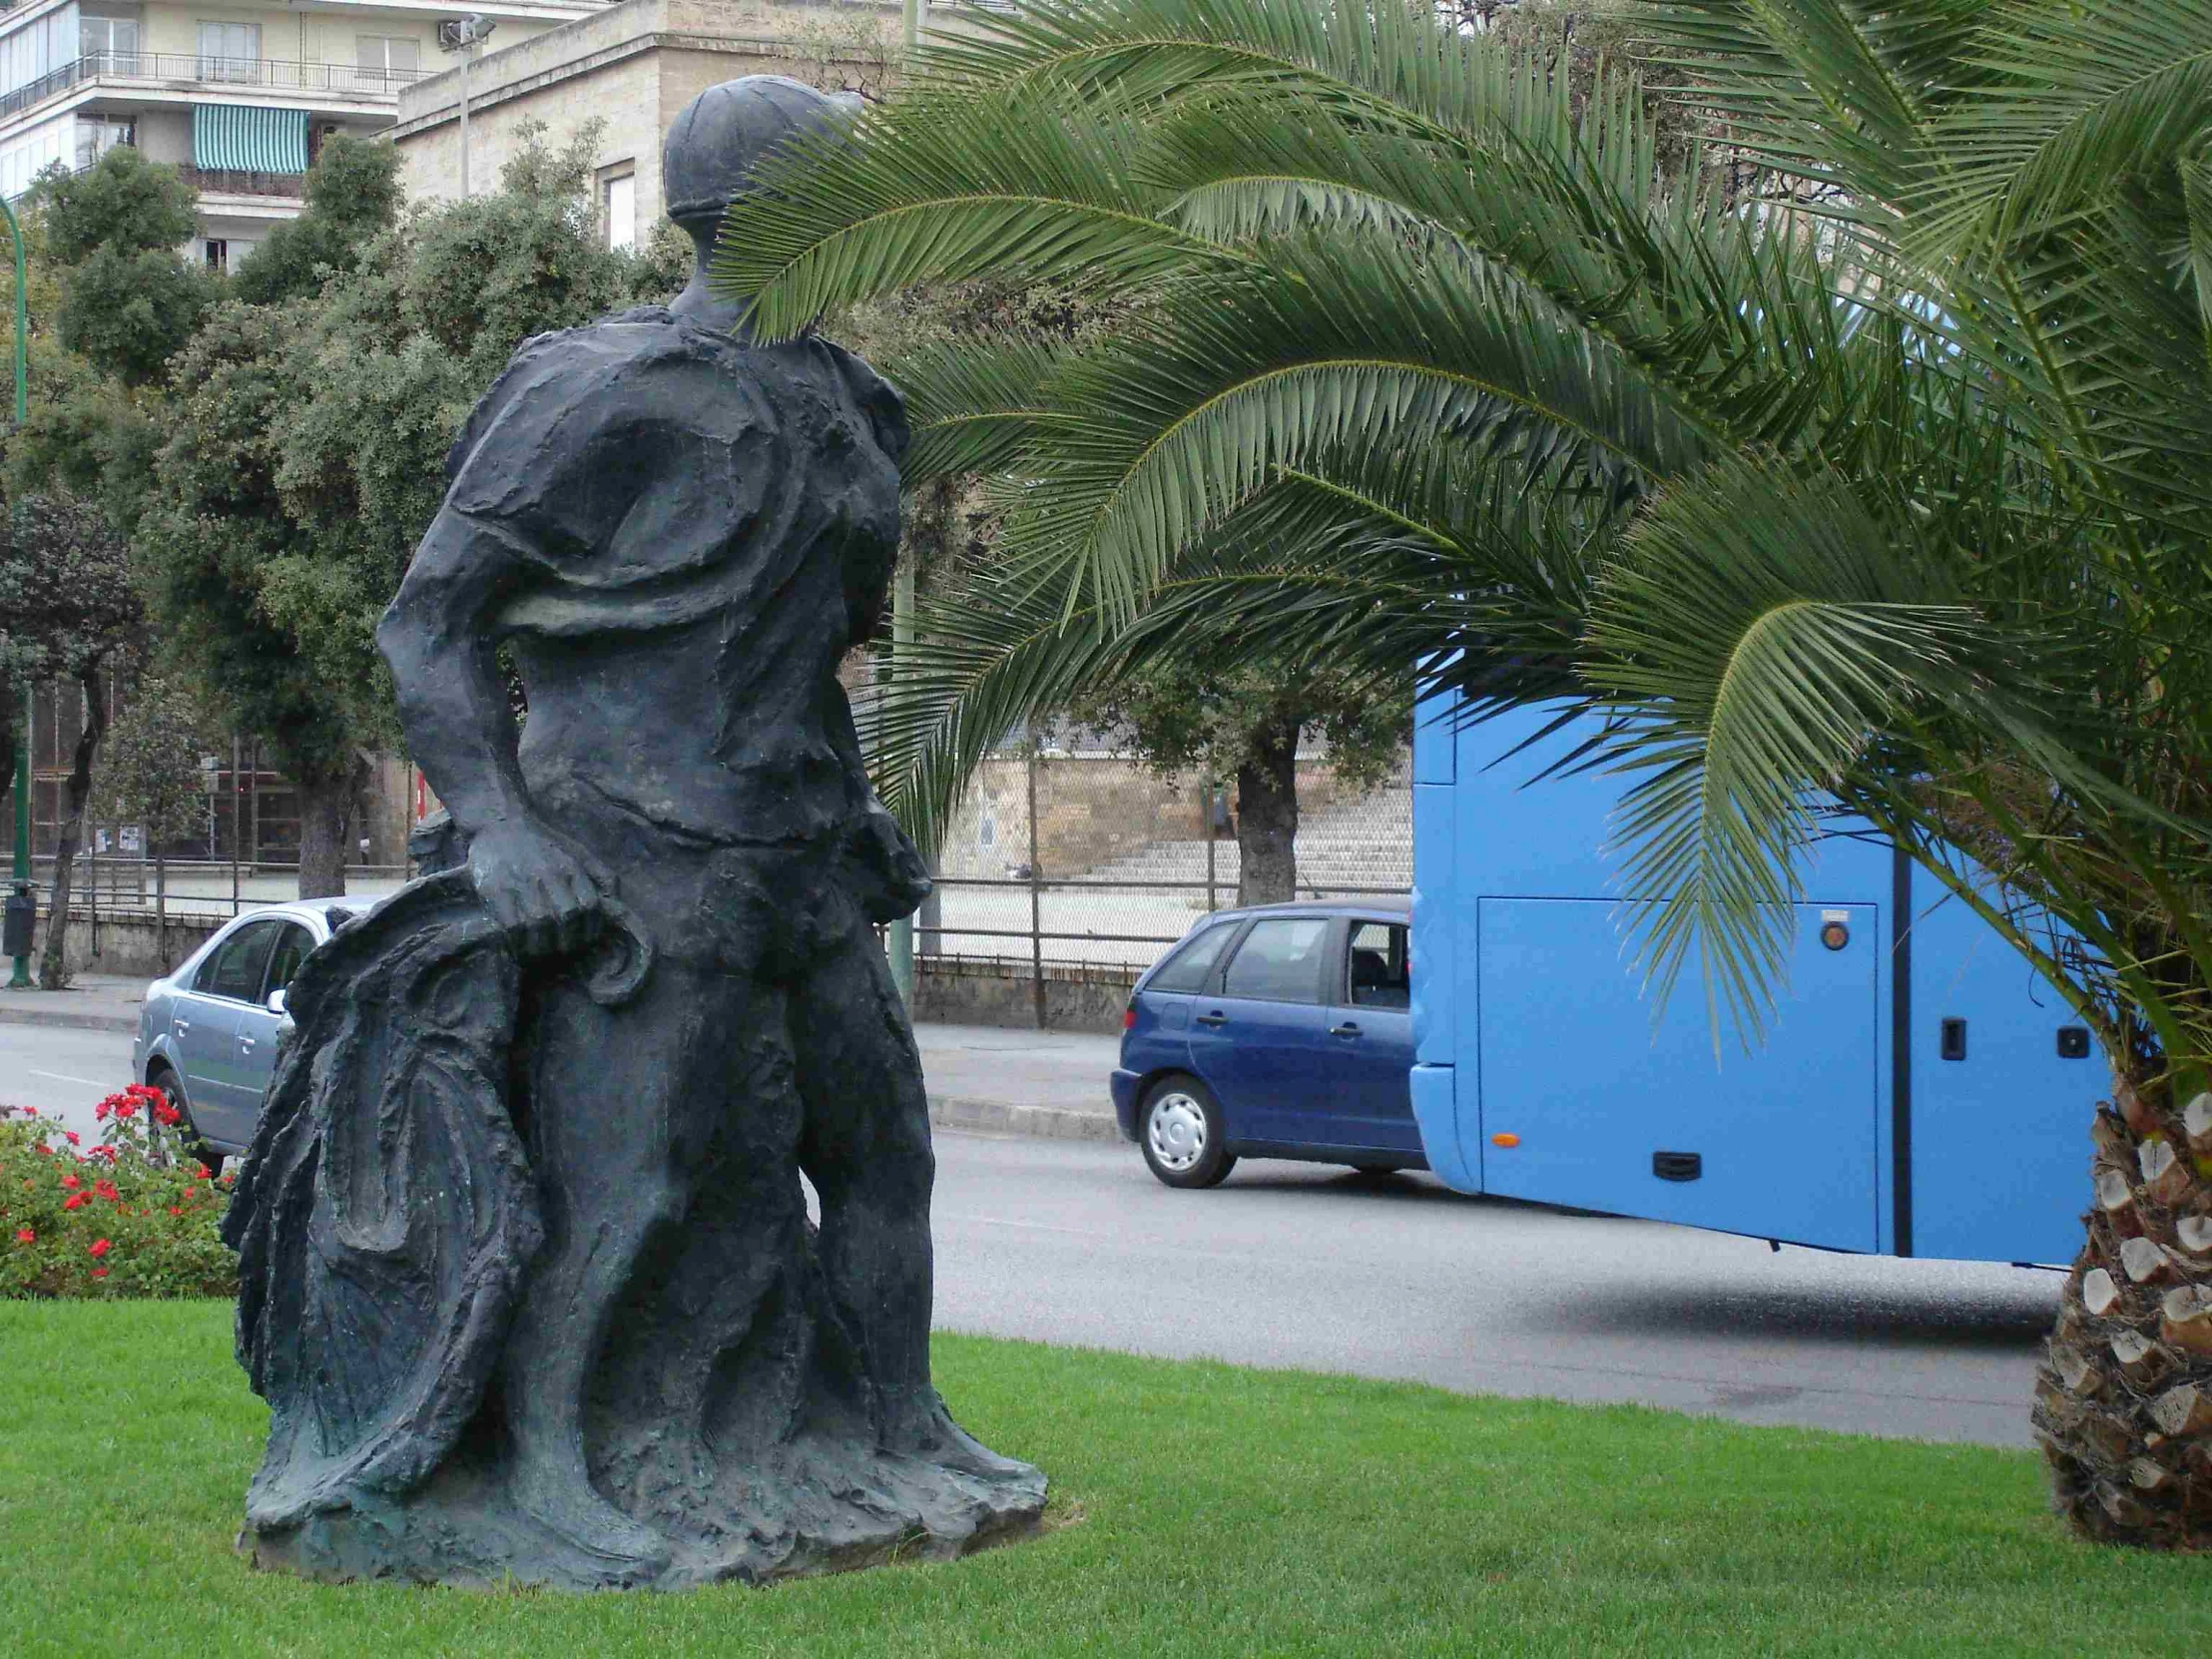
1407 693 2096 1265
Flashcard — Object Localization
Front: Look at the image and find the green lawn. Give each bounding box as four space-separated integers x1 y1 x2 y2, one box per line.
3 1303 2206 1657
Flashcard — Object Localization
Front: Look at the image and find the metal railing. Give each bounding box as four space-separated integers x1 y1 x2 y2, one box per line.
20 854 409 927
1 53 432 121
181 165 304 199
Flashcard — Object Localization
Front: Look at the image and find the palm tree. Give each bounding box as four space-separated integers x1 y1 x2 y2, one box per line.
716 0 2212 1543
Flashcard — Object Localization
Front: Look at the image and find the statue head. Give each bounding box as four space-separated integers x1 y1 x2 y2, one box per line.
665 74 859 224
663 76 861 326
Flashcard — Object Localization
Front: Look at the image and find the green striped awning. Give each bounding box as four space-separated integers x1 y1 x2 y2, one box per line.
192 104 308 174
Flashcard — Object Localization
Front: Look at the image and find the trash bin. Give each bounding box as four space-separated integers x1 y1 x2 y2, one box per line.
2 884 35 959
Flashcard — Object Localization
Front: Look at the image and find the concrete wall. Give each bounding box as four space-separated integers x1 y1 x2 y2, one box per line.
912 957 1137 1035
57 911 220 981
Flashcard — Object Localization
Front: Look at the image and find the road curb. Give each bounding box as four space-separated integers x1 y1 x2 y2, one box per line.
5 1003 1124 1145
927 1094 1123 1144
0 1003 138 1033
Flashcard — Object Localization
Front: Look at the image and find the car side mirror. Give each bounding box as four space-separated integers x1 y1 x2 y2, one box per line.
267 987 287 1016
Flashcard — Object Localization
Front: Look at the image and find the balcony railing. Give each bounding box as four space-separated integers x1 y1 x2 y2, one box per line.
1 53 432 122
181 164 305 199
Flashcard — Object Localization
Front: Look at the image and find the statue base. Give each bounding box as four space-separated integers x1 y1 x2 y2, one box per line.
237 1435 1047 1591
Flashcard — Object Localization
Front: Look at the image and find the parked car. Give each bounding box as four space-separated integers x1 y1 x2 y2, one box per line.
1111 900 1421 1188
133 898 358 1170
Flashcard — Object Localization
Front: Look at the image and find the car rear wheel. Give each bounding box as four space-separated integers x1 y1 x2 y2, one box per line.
1139 1075 1235 1190
145 1065 221 1178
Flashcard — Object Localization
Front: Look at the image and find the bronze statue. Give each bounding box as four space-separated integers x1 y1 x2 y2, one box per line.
221 77 1046 1590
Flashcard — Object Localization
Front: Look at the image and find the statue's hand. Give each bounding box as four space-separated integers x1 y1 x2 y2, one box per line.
466 820 609 958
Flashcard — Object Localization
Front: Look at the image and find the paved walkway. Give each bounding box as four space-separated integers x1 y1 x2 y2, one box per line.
0 974 1124 1143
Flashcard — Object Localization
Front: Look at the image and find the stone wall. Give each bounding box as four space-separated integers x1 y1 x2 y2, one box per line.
912 956 1137 1035
934 752 1405 880
55 912 221 982
42 909 1134 1034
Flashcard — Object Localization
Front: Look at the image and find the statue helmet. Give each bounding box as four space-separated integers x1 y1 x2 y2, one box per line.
662 75 862 226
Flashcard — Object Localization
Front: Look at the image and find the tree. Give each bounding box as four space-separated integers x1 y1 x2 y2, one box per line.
96 672 213 970
33 147 219 388
231 135 405 306
0 492 144 986
715 0 2212 1543
1075 662 1406 903
97 672 211 852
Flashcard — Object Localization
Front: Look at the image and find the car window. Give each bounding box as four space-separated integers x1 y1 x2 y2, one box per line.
1348 920 1410 1009
262 923 315 1002
1221 917 1331 1004
1147 922 1238 993
194 919 281 1002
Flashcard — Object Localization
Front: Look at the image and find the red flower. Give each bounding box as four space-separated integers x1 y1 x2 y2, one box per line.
167 1206 182 1217
61 1130 80 1146
12 1228 31 1244
93 1101 109 1122
153 1101 181 1127
60 1174 81 1191
87 1238 111 1259
90 1267 108 1280
94 1180 120 1203
63 1194 88 1212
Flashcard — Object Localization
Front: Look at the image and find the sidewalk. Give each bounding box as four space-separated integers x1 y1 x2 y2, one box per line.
0 975 1126 1144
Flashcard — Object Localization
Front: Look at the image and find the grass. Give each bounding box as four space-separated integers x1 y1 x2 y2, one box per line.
3 1304 2208 1657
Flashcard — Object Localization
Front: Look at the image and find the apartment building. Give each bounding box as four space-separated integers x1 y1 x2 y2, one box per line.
0 0 607 268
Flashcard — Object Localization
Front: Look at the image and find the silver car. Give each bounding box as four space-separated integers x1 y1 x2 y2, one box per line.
133 898 358 1170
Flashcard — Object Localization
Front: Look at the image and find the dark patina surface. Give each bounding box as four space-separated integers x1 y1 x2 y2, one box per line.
220 76 1046 1590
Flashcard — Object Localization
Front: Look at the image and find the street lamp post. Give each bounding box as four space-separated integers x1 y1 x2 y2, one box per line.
436 16 497 200
4 192 31 990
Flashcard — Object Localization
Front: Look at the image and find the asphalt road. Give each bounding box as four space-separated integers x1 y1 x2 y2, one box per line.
4 1022 2061 1448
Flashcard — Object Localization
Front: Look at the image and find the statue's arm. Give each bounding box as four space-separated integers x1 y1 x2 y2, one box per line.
377 508 605 952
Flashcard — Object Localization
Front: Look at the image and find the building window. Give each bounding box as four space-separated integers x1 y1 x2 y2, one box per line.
1 9 81 103
203 238 229 273
355 35 420 88
74 117 134 171
196 21 261 83
601 167 636 252
80 12 142 73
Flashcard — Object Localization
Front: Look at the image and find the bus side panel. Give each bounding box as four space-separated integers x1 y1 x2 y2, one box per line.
1907 875 2097 1265
1476 897 1883 1253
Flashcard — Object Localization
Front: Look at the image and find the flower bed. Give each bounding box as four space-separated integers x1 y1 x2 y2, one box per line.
1 1089 238 1298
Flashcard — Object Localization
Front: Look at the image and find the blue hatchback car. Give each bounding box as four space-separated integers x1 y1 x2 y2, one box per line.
1111 900 1422 1188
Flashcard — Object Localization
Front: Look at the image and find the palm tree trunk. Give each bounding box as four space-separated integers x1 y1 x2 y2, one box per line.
2034 1061 2212 1546
38 669 108 990
295 759 366 900
1235 719 1300 905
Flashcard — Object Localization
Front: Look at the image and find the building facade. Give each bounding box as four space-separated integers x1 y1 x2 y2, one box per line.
388 0 924 253
0 0 606 267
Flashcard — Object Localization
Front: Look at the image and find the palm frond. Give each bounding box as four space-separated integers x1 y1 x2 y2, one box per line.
1583 454 1993 1039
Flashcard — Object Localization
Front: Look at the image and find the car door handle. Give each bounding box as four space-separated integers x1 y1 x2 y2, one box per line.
173 1018 191 1035
1195 1011 1227 1028
239 1036 256 1053
1330 1022 1362 1038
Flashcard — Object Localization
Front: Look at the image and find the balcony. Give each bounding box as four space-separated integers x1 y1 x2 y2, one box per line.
1 53 431 124
181 164 304 200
